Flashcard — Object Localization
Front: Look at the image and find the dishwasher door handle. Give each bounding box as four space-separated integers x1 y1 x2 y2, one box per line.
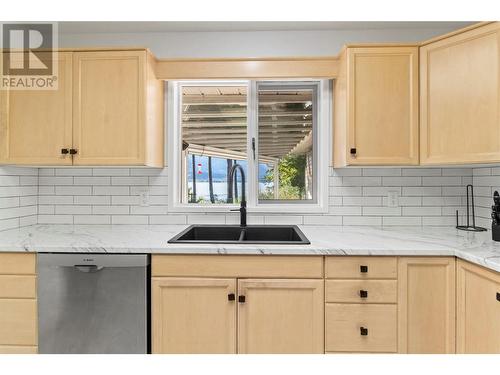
74 265 104 273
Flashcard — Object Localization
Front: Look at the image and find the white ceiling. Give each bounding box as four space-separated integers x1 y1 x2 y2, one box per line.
58 21 475 34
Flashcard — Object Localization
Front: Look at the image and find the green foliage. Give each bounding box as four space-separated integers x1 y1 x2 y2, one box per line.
263 154 307 200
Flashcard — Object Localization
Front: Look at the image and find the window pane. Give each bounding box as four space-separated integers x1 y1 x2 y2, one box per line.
181 85 247 204
258 85 315 202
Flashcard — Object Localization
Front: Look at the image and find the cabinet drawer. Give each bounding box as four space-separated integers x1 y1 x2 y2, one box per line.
326 257 397 279
0 299 37 346
325 280 397 303
0 253 36 275
153 255 323 278
326 304 397 353
0 275 36 298
0 345 37 354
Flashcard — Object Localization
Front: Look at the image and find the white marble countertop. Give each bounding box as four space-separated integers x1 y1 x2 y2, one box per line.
0 224 499 273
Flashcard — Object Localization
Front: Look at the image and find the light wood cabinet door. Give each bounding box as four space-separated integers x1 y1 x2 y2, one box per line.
420 22 500 164
457 260 500 353
0 52 73 165
0 253 37 354
238 279 324 354
334 46 419 166
73 51 147 166
398 257 456 353
152 277 236 354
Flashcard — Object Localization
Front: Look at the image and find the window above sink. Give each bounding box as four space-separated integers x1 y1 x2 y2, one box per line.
167 80 331 214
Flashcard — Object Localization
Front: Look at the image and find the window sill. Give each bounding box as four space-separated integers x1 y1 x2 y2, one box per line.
167 203 328 214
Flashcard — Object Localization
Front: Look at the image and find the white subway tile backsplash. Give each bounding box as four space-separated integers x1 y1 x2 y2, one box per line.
92 168 130 176
93 206 130 215
343 216 382 226
39 196 73 205
74 196 111 205
383 177 421 186
363 206 401 216
403 186 441 196
74 177 111 185
56 169 92 176
39 176 73 185
111 177 148 185
0 166 480 230
0 197 20 209
74 215 111 224
362 168 401 177
56 186 92 195
303 215 342 226
403 206 441 216
0 176 20 186
93 186 129 196
56 205 92 215
402 168 441 177
422 176 462 186
111 215 148 225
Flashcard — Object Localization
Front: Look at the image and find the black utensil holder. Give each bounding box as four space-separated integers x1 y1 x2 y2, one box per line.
493 222 500 242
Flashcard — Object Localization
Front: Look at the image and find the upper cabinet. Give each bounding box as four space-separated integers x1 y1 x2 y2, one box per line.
0 52 73 165
0 49 164 167
334 46 419 167
420 22 500 165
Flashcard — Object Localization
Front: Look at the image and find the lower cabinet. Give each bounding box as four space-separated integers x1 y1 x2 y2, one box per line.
151 255 325 354
238 279 324 354
0 253 38 354
151 278 237 354
457 260 500 353
398 257 456 353
325 257 398 353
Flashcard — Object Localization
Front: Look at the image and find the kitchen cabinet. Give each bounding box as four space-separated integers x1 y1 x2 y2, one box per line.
0 253 37 354
72 50 163 166
457 260 500 353
0 49 164 167
325 256 398 353
238 279 324 354
420 22 500 164
398 257 455 353
151 277 236 354
334 46 419 167
151 255 324 354
0 52 73 165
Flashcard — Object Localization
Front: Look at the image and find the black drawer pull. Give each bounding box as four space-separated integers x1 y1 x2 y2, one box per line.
350 148 357 155
359 290 368 298
69 149 78 155
360 327 368 336
360 265 368 273
238 295 246 303
497 292 500 302
228 293 235 301
61 148 69 155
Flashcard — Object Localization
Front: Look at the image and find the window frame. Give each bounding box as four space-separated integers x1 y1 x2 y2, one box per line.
167 79 331 213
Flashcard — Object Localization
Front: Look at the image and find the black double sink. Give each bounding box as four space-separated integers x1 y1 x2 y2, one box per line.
168 225 310 245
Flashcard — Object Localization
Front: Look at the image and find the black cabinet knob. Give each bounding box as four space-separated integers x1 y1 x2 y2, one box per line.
69 149 78 155
360 265 368 273
238 295 246 303
497 292 500 302
360 327 368 336
228 293 235 301
350 148 357 155
61 148 69 155
359 290 368 298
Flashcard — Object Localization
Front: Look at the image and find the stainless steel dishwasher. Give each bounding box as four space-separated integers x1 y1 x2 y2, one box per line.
37 253 150 354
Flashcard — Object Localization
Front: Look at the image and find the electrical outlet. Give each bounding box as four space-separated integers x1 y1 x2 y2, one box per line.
387 191 399 208
139 191 150 207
